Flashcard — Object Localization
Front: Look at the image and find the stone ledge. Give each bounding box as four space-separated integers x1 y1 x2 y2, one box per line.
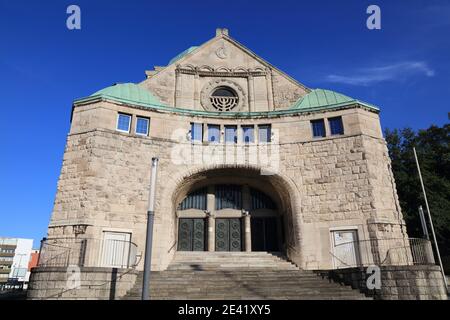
31 266 138 274
27 267 139 300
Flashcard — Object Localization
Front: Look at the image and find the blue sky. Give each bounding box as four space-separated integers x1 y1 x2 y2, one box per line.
0 0 449 246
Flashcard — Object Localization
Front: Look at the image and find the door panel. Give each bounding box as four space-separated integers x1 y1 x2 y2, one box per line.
251 217 279 252
265 217 279 251
229 218 242 252
192 219 205 251
178 218 205 251
215 218 242 251
251 218 265 251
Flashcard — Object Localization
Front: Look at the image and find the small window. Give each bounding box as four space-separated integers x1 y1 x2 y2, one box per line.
258 124 271 143
225 125 237 143
135 117 149 136
311 119 326 138
190 123 203 142
117 113 131 133
101 232 132 268
329 117 344 135
242 125 254 143
207 124 220 143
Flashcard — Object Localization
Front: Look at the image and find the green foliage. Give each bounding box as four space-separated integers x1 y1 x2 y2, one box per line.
384 124 450 256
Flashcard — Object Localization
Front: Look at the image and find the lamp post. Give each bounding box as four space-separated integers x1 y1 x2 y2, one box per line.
142 157 159 300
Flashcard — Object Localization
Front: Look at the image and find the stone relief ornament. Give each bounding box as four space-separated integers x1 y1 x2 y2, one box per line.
216 42 228 59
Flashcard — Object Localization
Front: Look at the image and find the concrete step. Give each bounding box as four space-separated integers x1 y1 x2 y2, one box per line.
125 292 370 300
168 252 298 271
128 289 364 296
122 252 371 300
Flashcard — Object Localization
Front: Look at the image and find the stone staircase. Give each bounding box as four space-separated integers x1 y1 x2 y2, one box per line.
122 252 371 300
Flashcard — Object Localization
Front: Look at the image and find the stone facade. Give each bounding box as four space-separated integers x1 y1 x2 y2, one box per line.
28 28 445 300
47 101 405 271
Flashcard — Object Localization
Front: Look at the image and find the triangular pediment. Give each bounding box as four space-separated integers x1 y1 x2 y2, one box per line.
141 29 310 111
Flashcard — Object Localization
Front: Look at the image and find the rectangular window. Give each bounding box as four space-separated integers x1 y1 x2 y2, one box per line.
207 124 220 143
117 113 131 133
258 124 271 143
311 119 326 138
329 117 344 135
242 125 254 143
331 229 360 268
101 232 132 268
225 125 237 143
135 117 150 136
190 123 203 142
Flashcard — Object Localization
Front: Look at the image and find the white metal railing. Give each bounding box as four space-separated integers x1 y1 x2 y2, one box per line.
331 237 435 268
37 238 139 269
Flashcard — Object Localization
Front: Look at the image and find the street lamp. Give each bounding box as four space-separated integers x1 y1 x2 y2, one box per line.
142 157 159 300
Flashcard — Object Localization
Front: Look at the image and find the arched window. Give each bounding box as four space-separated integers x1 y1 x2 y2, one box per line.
210 87 239 111
178 187 207 210
215 185 242 210
251 188 276 210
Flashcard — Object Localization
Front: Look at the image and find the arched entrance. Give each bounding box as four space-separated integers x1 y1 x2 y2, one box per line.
173 167 295 254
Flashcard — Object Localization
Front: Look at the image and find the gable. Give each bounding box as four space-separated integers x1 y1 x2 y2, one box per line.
140 29 309 111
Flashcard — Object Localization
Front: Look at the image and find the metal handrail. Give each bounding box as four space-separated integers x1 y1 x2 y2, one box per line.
329 250 353 268
331 237 435 268
38 238 140 269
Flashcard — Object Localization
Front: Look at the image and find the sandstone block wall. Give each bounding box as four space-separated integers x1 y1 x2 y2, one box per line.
27 267 138 300
320 265 448 300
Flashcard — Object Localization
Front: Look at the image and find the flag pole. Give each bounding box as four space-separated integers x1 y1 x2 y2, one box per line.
413 147 448 293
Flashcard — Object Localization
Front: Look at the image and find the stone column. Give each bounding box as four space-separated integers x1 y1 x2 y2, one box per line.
194 72 200 110
131 114 137 134
242 185 252 252
174 67 182 107
247 74 255 112
207 185 215 251
265 68 274 110
207 213 215 252
203 123 208 142
244 212 252 252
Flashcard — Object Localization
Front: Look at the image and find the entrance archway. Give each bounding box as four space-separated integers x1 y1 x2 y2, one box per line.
171 167 298 254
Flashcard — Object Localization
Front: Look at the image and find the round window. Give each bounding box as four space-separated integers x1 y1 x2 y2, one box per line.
210 87 239 111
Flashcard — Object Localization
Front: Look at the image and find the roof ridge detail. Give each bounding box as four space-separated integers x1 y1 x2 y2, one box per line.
168 46 199 65
91 83 163 106
290 88 377 110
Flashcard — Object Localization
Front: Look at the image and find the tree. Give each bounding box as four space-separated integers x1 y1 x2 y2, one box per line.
384 124 450 268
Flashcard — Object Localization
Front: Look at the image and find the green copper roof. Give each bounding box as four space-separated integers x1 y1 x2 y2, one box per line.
77 85 378 118
91 83 163 105
168 46 199 65
291 89 378 111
